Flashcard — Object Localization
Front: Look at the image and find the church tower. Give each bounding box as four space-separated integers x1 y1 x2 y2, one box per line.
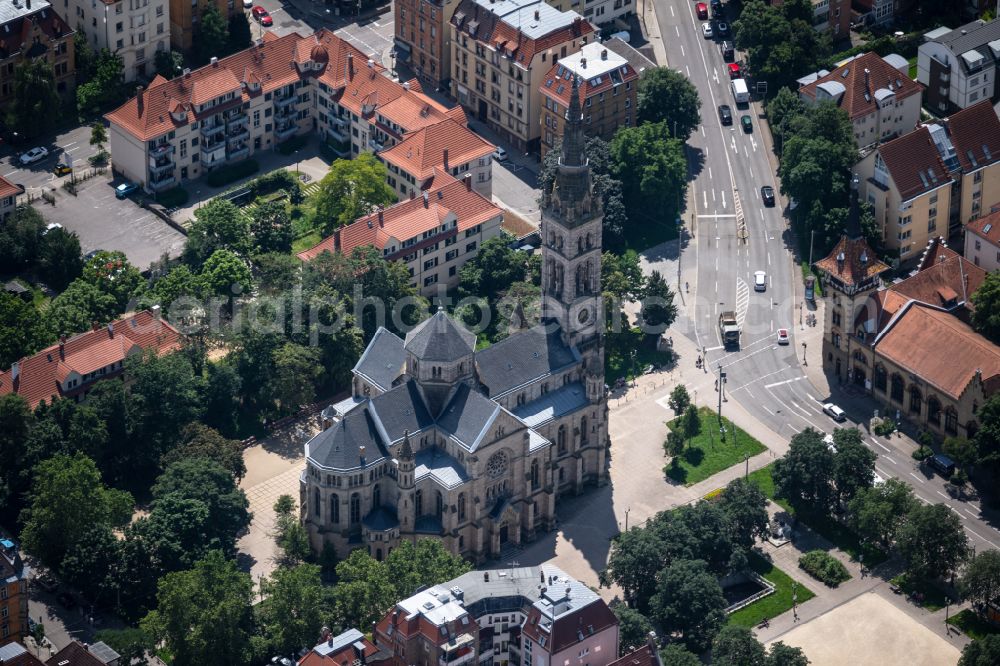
396 430 415 530
541 75 604 363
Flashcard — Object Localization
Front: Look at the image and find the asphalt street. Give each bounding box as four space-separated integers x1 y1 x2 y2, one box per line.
656 0 1000 552
2 124 100 192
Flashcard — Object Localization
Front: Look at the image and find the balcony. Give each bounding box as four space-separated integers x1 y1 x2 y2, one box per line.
275 93 296 109
227 126 250 143
149 174 176 191
439 651 476 666
201 122 225 138
368 138 384 152
326 132 350 157
150 142 174 157
228 144 250 162
148 156 174 174
276 122 297 141
225 111 249 128
201 142 226 165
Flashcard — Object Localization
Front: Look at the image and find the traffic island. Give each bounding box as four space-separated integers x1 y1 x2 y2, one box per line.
664 407 767 485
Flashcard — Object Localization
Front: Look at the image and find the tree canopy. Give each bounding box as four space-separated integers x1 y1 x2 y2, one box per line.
5 59 60 139
832 428 877 503
847 478 918 553
612 606 654 656
733 0 832 93
772 428 835 512
611 122 688 226
255 563 334 657
960 635 1000 666
897 503 970 581
637 68 701 140
184 199 252 266
972 272 1000 346
960 550 1000 611
315 153 397 234
649 558 727 652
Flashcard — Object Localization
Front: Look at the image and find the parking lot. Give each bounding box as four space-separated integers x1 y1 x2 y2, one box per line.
35 175 186 271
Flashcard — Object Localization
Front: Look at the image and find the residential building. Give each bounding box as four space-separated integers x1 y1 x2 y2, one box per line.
539 41 640 157
393 0 461 91
168 0 237 53
0 309 181 409
609 640 663 666
105 30 489 194
449 0 595 153
0 0 75 105
770 0 850 36
379 118 494 199
299 91 608 562
373 565 620 666
0 540 28 647
299 628 391 666
0 642 44 665
855 126 954 259
853 0 914 27
797 52 923 149
44 641 120 666
0 177 24 222
66 0 170 82
965 210 1000 271
548 0 631 26
297 171 503 294
818 186 995 441
941 100 1000 226
917 19 1000 115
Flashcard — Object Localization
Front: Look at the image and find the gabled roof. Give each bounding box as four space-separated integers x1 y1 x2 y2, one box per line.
815 235 889 293
44 641 111 666
437 383 502 451
0 175 24 199
798 52 922 121
0 310 182 409
927 19 1000 60
967 209 1000 247
475 324 580 397
306 400 393 472
540 41 639 107
946 100 1000 173
877 127 952 201
379 119 494 183
608 644 661 666
404 308 477 363
0 3 72 62
0 642 45 666
352 326 406 391
299 629 387 666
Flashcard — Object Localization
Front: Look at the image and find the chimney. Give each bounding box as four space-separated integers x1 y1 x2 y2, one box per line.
328 636 334 648
92 321 100 332
836 251 845 273
26 0 30 9
334 229 342 251
484 571 490 581
403 81 410 91
367 58 375 69
348 53 355 79
646 632 657 649
601 49 607 60
183 68 191 78
107 323 114 339
422 191 429 207
378 209 384 227
581 57 587 69
540 570 545 583
409 191 416 200
11 361 20 390
464 173 472 191
443 148 449 171
151 304 161 318
534 9 539 19
59 335 66 360
210 56 218 66
136 85 144 116
565 585 571 598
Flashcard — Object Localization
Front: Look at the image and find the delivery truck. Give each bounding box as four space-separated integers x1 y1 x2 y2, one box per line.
731 78 749 105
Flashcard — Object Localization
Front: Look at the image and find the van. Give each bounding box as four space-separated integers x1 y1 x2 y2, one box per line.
731 78 750 105
928 453 956 478
720 40 734 61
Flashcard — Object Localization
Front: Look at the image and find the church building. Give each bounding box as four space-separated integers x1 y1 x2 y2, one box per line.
300 77 609 563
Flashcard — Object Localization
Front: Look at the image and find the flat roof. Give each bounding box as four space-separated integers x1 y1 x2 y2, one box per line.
0 0 50 24
470 0 580 40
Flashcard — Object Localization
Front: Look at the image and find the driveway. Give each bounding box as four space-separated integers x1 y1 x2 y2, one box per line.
33 175 186 271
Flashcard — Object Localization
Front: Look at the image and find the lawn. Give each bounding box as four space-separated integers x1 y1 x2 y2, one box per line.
605 327 673 383
292 230 324 254
947 609 1000 640
729 552 815 627
907 56 917 80
890 574 950 612
800 262 823 298
665 407 767 485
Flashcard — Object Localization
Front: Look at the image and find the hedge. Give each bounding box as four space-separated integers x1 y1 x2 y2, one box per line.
205 159 260 187
798 550 851 587
249 169 303 203
155 186 190 209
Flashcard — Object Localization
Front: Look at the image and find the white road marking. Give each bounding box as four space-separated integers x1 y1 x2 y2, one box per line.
884 456 896 464
703 191 708 208
743 145 748 158
3 170 17 177
65 147 80 153
764 377 806 389
681 45 685 57
712 189 716 202
712 68 719 84
708 166 713 179
686 64 691 77
964 508 979 520
767 252 771 266
788 424 801 433
909 472 924 483
676 26 681 36
721 189 727 209
870 438 890 453
876 466 893 479
936 490 950 500
696 214 737 218
670 5 674 16
63 142 77 148
966 527 989 543
704 345 724 352
701 125 706 137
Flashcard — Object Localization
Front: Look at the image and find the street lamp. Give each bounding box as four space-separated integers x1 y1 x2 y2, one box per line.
744 452 750 478
624 507 631 532
802 342 808 366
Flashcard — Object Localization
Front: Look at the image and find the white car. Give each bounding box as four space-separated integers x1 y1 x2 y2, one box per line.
776 328 789 345
822 403 847 422
702 23 713 38
19 146 49 165
492 147 508 162
754 270 766 292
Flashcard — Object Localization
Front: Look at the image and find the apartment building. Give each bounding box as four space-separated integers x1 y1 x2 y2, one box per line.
168 0 237 53
393 0 460 91
0 309 181 409
66 0 169 82
300 628 391 666
0 539 28 647
797 52 923 149
965 211 1000 271
0 0 74 105
771 0 850 37
918 19 1000 116
0 176 23 221
297 171 503 294
374 565 619 666
856 126 953 259
106 30 490 194
450 0 595 153
539 40 640 157
548 0 630 26
941 100 1000 226
379 117 494 198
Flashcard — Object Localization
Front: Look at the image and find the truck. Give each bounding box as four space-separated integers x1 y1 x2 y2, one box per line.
731 78 749 105
719 311 740 348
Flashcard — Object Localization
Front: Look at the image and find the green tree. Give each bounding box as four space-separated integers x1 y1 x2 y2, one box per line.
148 264 205 316
184 198 252 266
250 200 294 254
76 49 127 116
58 525 120 606
200 249 252 298
649 558 727 652
0 291 52 369
0 206 46 272
960 635 1000 666
74 31 97 80
665 430 686 458
944 436 978 472
637 67 701 140
19 453 133 567
39 226 84 291
658 645 701 666
253 252 301 295
332 549 398 631
315 153 397 234
612 606 654 655
772 428 835 512
6 59 60 139
193 5 230 66
972 272 1000 345
385 540 472 600
44 279 119 337
667 384 690 416
897 503 970 581
458 232 524 299
141 550 254 666
847 478 918 552
832 428 876 503
602 250 647 303
640 270 677 333
765 87 805 156
82 250 145 311
90 122 108 154
256 564 333 657
275 516 311 566
975 394 1000 482
153 50 184 80
127 350 205 465
202 361 243 437
611 122 687 222
719 477 770 553
682 404 700 441
160 423 246 480
766 643 810 666
95 628 152 666
712 625 765 666
267 342 323 410
960 550 1000 612
733 0 831 94
227 12 253 55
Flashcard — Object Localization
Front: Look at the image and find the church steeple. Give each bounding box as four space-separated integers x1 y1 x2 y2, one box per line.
561 75 586 169
544 75 600 226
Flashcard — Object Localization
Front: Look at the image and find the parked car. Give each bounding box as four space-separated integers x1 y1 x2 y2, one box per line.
776 328 789 345
251 6 272 26
718 104 733 125
761 185 775 207
702 22 713 38
741 114 753 133
716 21 730 37
728 62 741 78
754 270 766 291
928 453 956 478
115 182 139 199
696 2 708 19
53 162 72 176
492 146 508 162
822 403 847 422
19 146 49 165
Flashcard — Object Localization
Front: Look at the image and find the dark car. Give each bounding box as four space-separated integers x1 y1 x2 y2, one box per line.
718 104 733 125
928 453 956 478
53 162 72 176
716 21 730 37
761 185 775 207
741 114 753 133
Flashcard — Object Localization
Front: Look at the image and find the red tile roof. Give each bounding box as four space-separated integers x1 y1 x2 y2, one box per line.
380 119 494 183
44 641 106 666
521 598 618 655
608 644 660 666
0 6 73 62
298 172 502 262
967 209 1000 247
947 99 1000 173
877 126 953 201
0 175 24 199
0 643 45 666
815 235 889 293
875 302 1000 400
0 310 181 409
798 52 923 121
298 633 384 666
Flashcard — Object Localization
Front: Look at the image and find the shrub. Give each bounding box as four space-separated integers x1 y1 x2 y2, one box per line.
156 186 190 209
873 418 896 437
798 550 850 587
205 159 260 187
912 446 933 461
249 169 303 203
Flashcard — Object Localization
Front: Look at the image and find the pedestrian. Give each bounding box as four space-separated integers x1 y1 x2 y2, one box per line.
685 281 689 293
